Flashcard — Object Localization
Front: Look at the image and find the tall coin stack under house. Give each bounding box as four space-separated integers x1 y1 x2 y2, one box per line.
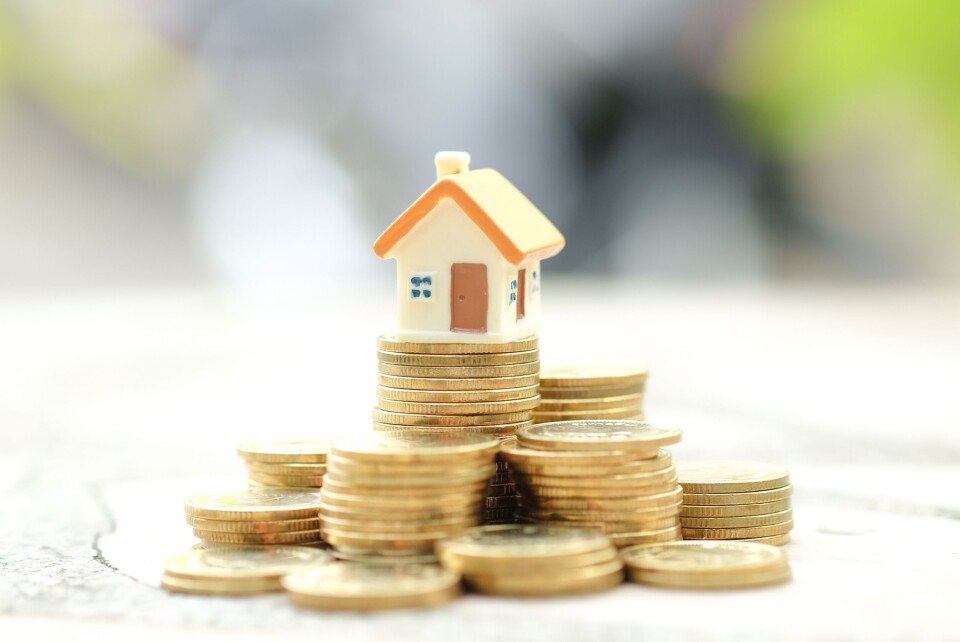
371 151 567 525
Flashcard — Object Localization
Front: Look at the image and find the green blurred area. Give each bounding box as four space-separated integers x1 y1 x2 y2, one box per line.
725 0 960 177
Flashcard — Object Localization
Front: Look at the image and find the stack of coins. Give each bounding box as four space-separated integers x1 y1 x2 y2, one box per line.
534 366 647 423
621 540 792 589
506 420 684 547
374 335 542 523
161 546 332 595
238 440 330 489
319 432 499 560
284 563 462 611
183 489 323 546
437 524 623 596
677 461 794 545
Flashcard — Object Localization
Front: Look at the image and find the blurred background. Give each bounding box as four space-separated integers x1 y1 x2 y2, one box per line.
2 0 960 292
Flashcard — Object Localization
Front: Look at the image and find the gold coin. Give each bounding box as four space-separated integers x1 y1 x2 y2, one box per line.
193 528 323 545
284 562 462 611
319 488 486 511
320 503 481 523
628 565 792 589
185 516 320 533
523 515 680 535
247 480 316 492
184 489 321 521
539 365 649 387
517 503 680 524
320 528 455 553
378 373 539 391
464 560 624 596
378 334 538 354
532 408 644 421
325 454 495 477
378 349 539 367
519 487 683 511
377 396 541 416
679 508 793 529
680 498 792 518
621 540 790 588
517 477 678 499
163 545 331 581
537 393 644 411
372 422 528 438
247 473 325 487
378 361 540 378
741 533 791 546
319 514 482 534
508 455 673 478
332 432 500 462
331 550 438 565
372 409 533 427
682 484 794 505
236 440 330 464
436 524 613 571
516 466 676 489
377 385 540 403
323 465 495 488
621 540 787 574
500 438 652 466
518 420 681 452
244 461 328 476
676 461 791 493
680 520 794 539
160 572 281 595
610 524 683 546
321 478 491 498
538 383 645 399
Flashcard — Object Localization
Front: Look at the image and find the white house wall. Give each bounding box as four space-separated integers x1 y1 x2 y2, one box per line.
386 198 539 343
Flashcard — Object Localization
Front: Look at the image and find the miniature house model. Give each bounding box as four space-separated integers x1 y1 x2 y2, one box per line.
374 152 565 344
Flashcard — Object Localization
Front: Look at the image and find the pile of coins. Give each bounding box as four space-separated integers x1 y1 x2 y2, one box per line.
534 366 647 423
374 335 542 524
319 432 499 561
161 546 331 595
238 439 330 489
183 489 323 546
621 540 792 589
505 420 684 547
284 563 462 611
437 524 623 596
677 461 794 545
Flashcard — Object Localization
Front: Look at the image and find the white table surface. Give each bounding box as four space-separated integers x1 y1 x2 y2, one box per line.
2 282 958 641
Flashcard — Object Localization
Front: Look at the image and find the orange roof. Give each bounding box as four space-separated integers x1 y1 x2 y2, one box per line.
373 168 565 266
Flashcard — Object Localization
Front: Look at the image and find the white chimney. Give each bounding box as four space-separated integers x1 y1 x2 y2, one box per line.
435 151 471 180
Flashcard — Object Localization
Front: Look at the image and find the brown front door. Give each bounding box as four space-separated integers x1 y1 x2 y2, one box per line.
450 263 488 333
516 269 526 321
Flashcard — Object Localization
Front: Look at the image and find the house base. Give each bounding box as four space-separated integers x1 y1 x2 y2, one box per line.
392 323 541 345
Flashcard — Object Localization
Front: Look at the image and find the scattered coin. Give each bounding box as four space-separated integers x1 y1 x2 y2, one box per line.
161 546 331 595
621 540 791 589
283 563 462 611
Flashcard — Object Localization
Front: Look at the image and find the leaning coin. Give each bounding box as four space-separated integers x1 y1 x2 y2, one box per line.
680 520 794 540
517 420 682 452
283 563 462 611
163 545 331 581
237 440 331 464
193 529 323 545
682 485 794 506
184 489 321 521
676 461 790 493
500 438 647 466
185 516 320 533
332 432 500 462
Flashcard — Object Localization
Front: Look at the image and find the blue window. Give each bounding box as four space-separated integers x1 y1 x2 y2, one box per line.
409 273 435 301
